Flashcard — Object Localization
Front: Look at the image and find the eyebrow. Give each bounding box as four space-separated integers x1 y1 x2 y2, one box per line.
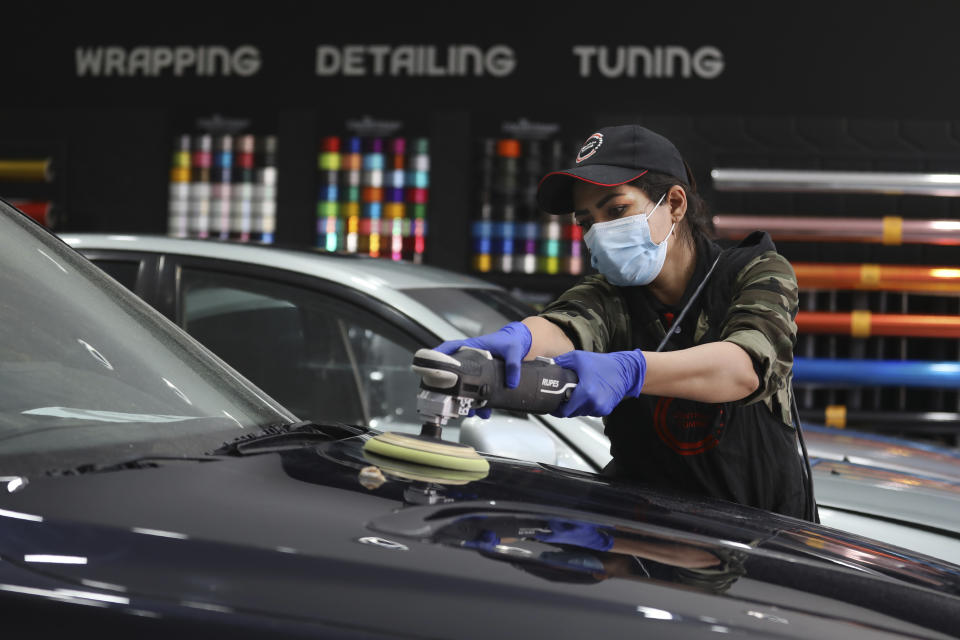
574 191 624 217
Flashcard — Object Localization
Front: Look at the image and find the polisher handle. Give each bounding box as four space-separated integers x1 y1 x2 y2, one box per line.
413 347 578 415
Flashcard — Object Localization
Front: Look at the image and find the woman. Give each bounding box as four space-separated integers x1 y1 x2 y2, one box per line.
437 124 813 521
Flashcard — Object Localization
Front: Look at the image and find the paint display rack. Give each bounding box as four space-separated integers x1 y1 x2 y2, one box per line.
167 132 278 243
315 135 428 262
472 136 584 276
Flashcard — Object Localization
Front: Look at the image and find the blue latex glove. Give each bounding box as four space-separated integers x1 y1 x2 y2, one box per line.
539 551 607 574
551 349 646 418
462 529 501 553
434 321 533 419
534 519 614 552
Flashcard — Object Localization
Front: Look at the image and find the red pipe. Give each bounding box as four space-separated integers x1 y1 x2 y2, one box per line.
9 200 53 227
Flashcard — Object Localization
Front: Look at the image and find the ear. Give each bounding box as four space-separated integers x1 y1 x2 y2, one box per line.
666 184 687 222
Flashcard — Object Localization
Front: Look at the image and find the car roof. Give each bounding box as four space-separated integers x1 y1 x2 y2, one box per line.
60 233 508 341
60 233 503 292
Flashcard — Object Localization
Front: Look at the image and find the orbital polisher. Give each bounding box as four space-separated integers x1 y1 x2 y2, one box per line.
363 346 579 472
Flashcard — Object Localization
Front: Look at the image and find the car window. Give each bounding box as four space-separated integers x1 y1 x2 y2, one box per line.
179 268 423 431
0 207 295 477
92 259 141 291
176 268 602 471
403 288 536 337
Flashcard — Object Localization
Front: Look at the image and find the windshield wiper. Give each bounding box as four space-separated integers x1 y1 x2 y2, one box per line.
40 422 369 476
211 420 368 456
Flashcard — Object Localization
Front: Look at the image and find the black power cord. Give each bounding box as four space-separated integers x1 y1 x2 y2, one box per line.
655 255 721 353
791 390 820 523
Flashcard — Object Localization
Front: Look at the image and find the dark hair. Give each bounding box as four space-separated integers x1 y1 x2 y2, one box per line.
629 171 714 251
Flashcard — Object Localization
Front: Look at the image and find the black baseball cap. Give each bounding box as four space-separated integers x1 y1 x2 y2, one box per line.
537 125 694 214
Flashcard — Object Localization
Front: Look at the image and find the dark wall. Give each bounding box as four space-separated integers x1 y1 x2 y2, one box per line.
2 1 960 277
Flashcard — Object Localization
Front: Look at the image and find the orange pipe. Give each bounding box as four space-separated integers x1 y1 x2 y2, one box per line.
796 311 960 338
794 263 960 293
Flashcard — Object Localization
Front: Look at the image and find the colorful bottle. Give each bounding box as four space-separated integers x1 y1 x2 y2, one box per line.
168 134 191 238
317 136 341 252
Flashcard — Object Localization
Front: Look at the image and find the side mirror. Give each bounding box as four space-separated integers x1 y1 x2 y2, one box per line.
459 412 558 465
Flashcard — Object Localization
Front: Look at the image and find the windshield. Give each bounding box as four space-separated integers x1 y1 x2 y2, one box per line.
0 203 295 476
403 287 536 337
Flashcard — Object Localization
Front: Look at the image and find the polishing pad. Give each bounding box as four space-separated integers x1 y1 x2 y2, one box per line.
361 450 489 485
363 432 490 473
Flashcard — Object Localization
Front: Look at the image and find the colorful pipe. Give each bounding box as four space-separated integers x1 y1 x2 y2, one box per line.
713 215 960 246
794 262 960 293
711 168 960 197
793 357 960 388
0 158 52 182
800 407 960 432
10 200 53 227
796 311 960 339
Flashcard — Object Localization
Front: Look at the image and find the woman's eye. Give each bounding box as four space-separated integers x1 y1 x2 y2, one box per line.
607 205 628 218
604 204 630 220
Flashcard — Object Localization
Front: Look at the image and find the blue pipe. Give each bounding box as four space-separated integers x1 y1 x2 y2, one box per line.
794 357 960 388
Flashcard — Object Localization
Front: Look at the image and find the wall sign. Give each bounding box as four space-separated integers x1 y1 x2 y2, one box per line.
0 2 955 119
71 43 723 81
571 45 724 79
315 44 517 78
75 46 261 77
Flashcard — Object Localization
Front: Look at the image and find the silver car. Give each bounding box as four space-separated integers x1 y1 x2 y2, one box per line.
61 234 611 473
62 233 960 563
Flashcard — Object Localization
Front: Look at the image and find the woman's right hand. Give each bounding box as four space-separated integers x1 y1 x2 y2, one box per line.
433 321 533 390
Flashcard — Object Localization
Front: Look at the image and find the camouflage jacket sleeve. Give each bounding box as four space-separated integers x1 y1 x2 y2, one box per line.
719 251 799 424
536 275 633 353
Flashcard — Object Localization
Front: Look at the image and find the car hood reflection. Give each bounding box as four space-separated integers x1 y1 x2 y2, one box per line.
0 435 957 638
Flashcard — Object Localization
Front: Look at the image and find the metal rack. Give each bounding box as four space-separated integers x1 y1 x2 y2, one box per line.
713 168 960 440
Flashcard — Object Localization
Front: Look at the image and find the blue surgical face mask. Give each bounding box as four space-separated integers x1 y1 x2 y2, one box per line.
583 193 673 287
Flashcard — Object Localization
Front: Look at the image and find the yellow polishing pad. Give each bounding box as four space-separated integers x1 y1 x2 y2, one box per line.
361 450 489 485
363 432 490 473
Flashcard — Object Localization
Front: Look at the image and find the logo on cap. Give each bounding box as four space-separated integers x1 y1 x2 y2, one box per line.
576 133 603 163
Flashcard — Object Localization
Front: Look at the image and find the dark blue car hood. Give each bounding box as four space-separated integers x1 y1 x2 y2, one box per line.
0 433 958 639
